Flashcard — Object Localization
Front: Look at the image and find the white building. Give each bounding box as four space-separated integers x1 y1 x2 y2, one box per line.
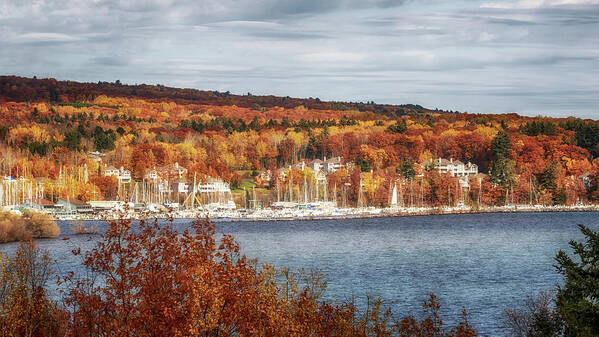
197 178 235 208
57 199 93 214
323 156 343 173
89 200 121 211
144 168 158 181
172 180 189 193
88 151 105 162
197 179 232 193
307 159 323 172
105 165 132 183
143 163 188 182
158 181 171 194
423 158 478 177
308 157 343 174
104 166 119 176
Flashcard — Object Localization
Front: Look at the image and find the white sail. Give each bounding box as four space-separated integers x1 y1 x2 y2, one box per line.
391 182 398 206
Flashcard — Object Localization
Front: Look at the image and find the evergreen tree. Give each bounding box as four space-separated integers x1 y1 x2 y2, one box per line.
63 130 81 151
538 162 567 205
356 158 371 172
306 133 319 159
397 159 415 179
387 119 407 133
590 171 599 201
555 224 599 337
492 130 512 158
521 120 557 136
249 116 260 130
575 122 599 157
93 126 116 151
490 130 515 188
529 304 563 337
539 162 558 190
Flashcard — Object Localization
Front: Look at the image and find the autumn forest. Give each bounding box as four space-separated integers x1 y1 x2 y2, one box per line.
1 75 598 209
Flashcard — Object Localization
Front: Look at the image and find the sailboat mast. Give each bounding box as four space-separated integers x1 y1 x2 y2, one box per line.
303 175 307 203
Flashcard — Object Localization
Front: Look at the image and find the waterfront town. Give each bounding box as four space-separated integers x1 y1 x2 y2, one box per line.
0 77 598 222
2 151 596 221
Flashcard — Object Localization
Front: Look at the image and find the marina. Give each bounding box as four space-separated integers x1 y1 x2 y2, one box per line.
3 163 598 222
4 201 598 222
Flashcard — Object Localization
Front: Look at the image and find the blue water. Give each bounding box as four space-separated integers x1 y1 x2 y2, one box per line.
1 212 598 336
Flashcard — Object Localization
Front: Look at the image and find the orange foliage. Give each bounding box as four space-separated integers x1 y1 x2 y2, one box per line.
54 217 483 336
89 175 119 199
0 241 66 336
0 76 598 207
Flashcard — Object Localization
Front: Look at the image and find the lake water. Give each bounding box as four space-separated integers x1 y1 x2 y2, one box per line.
1 212 598 336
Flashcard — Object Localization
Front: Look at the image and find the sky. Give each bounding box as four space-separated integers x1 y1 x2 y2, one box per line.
1 0 598 118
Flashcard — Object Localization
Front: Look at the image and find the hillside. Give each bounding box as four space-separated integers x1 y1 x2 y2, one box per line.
0 75 598 208
0 75 454 117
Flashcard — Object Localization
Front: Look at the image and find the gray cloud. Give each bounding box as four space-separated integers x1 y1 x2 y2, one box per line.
92 56 131 67
0 0 598 117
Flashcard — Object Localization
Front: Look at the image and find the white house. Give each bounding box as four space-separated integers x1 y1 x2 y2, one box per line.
307 159 323 172
197 178 234 208
323 156 343 173
88 151 105 162
197 179 232 194
307 157 343 174
423 158 478 177
172 180 189 193
105 165 132 183
104 165 119 176
144 168 158 181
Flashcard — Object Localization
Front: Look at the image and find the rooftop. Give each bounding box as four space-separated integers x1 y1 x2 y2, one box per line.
30 198 55 206
59 198 89 207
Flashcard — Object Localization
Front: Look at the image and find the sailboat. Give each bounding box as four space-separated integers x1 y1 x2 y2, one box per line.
390 182 398 207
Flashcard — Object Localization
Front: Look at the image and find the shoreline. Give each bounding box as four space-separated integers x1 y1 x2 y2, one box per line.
55 205 599 223
221 206 599 222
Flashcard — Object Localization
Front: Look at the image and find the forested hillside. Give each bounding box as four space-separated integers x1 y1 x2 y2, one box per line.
1 75 598 207
0 76 451 117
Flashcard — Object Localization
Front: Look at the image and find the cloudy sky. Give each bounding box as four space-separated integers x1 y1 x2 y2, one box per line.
1 0 598 118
